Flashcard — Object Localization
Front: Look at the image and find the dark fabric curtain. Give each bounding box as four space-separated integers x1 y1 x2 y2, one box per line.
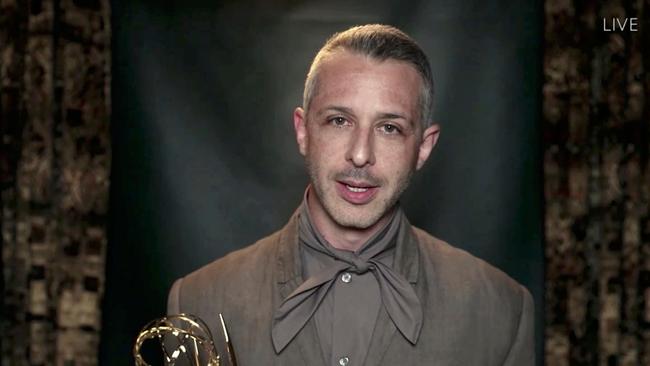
0 0 111 364
543 0 650 364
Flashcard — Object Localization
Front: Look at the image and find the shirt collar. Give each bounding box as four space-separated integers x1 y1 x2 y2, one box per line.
275 186 419 285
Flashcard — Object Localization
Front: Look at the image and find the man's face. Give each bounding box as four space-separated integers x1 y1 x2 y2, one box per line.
294 51 439 229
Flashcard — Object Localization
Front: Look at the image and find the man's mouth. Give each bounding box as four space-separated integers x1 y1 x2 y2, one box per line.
335 180 379 204
345 184 369 193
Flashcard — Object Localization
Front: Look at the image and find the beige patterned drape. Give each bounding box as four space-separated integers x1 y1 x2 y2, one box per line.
1 0 111 365
544 0 649 365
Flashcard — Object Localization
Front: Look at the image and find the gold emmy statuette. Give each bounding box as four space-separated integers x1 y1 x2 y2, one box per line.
134 313 238 366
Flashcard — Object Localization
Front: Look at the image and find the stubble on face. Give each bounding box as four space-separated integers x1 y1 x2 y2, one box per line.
306 153 414 229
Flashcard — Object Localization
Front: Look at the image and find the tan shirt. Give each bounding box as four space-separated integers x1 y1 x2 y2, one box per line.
299 203 398 366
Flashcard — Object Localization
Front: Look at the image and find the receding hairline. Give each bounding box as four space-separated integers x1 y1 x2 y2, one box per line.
304 48 431 128
302 24 435 128
306 50 426 124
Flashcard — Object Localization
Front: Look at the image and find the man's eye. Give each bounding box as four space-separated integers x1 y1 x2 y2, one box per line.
329 117 348 127
381 124 401 134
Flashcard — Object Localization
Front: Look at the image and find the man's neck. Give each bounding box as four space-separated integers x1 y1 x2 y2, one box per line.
306 189 395 252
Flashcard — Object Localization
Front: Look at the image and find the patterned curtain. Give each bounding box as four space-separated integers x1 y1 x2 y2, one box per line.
1 0 111 365
544 0 649 365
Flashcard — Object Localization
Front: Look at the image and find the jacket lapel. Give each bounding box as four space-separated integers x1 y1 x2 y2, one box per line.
274 209 327 366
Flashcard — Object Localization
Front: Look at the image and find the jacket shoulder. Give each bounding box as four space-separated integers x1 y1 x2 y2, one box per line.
411 226 533 321
411 227 535 362
412 226 528 295
169 229 283 314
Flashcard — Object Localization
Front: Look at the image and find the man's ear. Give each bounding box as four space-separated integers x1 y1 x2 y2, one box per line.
293 107 308 156
416 123 441 170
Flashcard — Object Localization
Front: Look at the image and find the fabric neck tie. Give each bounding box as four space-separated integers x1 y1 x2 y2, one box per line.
271 202 423 353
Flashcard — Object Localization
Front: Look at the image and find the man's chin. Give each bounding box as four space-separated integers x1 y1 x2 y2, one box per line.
327 204 386 230
334 217 374 230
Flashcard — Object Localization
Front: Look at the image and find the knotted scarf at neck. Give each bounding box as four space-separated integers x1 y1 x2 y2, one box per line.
271 200 423 353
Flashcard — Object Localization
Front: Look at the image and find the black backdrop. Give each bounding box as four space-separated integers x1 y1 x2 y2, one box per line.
102 1 544 364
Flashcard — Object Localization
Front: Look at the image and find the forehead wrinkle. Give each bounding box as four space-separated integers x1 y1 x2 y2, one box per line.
314 85 416 117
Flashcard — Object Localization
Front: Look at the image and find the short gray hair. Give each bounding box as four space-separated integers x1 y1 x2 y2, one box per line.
303 24 434 129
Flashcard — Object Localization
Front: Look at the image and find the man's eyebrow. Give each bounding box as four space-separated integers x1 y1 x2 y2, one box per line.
317 106 354 116
377 112 407 121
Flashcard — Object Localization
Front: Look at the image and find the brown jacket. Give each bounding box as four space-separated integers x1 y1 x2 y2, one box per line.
167 211 535 366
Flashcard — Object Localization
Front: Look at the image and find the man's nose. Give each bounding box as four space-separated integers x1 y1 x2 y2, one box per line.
345 127 375 167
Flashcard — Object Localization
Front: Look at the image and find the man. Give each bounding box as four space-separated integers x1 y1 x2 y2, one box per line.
167 24 535 366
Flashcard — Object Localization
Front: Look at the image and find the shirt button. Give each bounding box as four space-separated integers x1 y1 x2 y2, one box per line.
338 356 349 366
341 272 352 283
